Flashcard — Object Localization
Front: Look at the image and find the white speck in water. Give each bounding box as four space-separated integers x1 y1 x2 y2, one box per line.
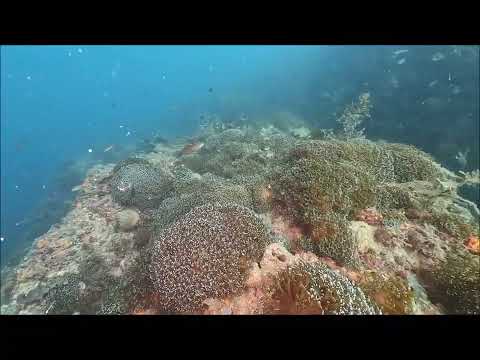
68 51 72 57
119 125 124 128
88 148 93 153
42 185 46 189
397 58 406 65
15 185 20 190
77 48 83 54
26 75 31 80
162 74 166 80
0 237 4 242
126 131 131 137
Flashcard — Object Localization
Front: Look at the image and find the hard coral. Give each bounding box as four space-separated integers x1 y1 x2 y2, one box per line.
267 260 380 314
110 160 174 210
149 202 269 313
153 175 252 230
424 251 480 314
357 271 414 314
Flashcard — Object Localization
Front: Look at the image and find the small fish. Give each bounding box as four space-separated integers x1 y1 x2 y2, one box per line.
71 185 83 192
392 49 409 57
104 145 114 152
428 80 439 87
455 149 470 168
451 85 462 95
397 58 406 65
15 219 28 227
432 52 445 61
390 76 400 88
179 142 205 156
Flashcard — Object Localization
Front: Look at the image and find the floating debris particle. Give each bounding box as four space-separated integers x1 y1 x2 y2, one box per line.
428 80 439 87
397 58 406 65
0 237 4 242
88 148 93 153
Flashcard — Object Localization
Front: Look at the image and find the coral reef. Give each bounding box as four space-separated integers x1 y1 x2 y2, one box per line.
2 108 478 316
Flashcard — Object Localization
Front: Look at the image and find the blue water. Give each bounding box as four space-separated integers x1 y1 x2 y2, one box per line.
1 45 478 268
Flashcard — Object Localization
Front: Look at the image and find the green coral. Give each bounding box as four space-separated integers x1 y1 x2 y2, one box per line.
269 261 380 314
428 211 477 239
357 271 414 314
427 251 480 314
382 143 441 183
307 212 359 267
375 183 415 211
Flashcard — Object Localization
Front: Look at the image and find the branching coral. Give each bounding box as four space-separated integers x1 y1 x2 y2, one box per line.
337 92 372 140
149 202 269 313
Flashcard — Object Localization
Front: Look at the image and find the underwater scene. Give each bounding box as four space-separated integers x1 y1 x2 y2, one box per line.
0 45 479 315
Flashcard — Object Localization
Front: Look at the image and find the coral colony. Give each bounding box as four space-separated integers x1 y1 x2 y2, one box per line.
1 93 479 315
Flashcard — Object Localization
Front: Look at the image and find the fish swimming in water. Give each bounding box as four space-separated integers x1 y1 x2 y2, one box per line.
432 52 445 61
179 142 205 156
455 148 470 168
392 49 409 57
104 145 114 152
